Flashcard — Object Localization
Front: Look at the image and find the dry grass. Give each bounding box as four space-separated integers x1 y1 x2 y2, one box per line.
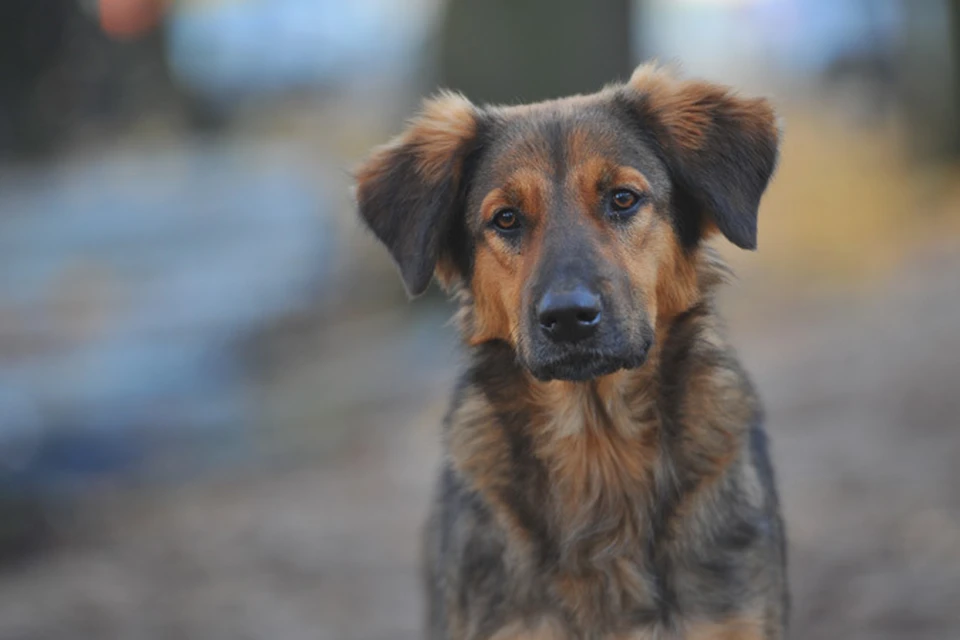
725 105 960 291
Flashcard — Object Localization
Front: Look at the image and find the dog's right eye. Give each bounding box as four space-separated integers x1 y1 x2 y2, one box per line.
605 188 645 221
612 190 638 210
492 209 521 233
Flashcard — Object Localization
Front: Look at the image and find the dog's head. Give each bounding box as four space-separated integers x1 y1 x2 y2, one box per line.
355 64 779 382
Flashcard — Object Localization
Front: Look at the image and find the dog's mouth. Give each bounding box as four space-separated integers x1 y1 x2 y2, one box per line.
527 345 651 382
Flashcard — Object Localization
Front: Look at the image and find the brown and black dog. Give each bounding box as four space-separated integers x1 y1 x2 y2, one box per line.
354 63 787 640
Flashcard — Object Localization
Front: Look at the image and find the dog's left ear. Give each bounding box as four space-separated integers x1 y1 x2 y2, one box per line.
620 64 780 249
355 92 482 296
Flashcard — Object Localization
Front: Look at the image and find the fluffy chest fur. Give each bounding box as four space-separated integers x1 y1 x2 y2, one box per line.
529 377 666 630
434 307 780 639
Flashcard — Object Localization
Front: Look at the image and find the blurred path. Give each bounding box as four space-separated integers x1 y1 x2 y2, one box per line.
0 248 959 640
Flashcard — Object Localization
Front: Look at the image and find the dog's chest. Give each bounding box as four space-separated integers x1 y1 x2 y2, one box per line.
445 369 760 639
518 395 676 634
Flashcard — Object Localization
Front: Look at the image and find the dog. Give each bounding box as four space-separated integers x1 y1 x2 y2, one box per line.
354 63 787 640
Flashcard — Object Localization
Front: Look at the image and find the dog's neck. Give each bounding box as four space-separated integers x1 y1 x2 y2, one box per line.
453 244 731 419
457 270 735 478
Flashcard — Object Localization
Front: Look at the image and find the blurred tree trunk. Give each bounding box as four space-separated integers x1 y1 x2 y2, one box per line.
437 0 636 105
0 0 72 157
0 0 187 159
899 0 960 160
949 0 960 156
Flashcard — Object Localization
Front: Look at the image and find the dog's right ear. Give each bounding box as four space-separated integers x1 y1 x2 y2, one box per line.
354 92 483 297
620 64 780 251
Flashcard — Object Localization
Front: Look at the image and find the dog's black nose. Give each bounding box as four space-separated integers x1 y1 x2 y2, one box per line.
537 286 602 343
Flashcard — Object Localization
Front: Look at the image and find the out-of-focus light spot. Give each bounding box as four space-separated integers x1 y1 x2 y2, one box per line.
167 0 440 98
99 0 168 39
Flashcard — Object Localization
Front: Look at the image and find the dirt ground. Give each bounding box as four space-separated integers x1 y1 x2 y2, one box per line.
0 244 958 640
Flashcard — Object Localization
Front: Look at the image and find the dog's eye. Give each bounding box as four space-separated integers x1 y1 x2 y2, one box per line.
608 189 643 216
492 209 520 232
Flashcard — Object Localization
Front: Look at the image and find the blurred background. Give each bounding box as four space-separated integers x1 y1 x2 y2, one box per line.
0 0 958 638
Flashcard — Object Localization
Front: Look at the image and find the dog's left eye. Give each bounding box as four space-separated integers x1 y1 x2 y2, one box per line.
606 189 646 220
492 208 521 232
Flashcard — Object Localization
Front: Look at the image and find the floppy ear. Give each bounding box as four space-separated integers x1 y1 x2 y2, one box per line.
354 92 482 297
622 64 780 249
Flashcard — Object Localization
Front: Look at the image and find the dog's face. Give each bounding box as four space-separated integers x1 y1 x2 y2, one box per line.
356 65 779 381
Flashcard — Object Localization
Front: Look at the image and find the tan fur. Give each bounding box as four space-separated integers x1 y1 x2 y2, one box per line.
628 64 776 154
467 236 535 346
525 366 661 626
353 91 477 206
467 245 517 345
531 375 659 537
652 233 703 324
446 390 538 571
412 91 479 182
435 256 463 292
683 616 766 640
489 618 569 640
497 168 551 223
